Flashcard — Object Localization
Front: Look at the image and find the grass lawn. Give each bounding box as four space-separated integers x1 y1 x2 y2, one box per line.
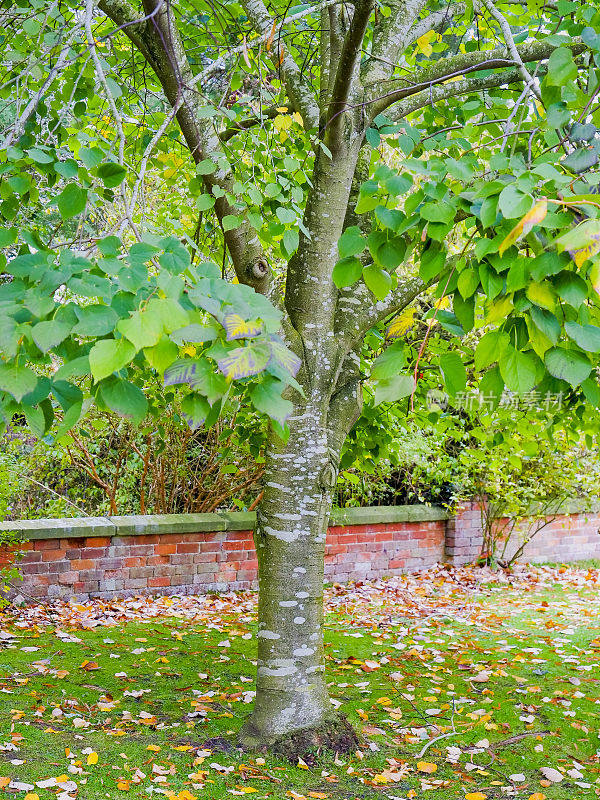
0 564 599 799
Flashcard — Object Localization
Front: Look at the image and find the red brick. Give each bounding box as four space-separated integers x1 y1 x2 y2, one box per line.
149 576 171 588
58 571 78 584
176 542 199 554
85 536 112 548
42 549 67 562
71 559 95 571
124 556 145 567
155 543 177 555
34 539 59 551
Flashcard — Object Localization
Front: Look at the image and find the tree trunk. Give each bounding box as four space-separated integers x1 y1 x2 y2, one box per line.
241 392 346 746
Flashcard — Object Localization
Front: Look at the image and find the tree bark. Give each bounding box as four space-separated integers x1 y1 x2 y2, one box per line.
241 395 338 743
242 374 359 746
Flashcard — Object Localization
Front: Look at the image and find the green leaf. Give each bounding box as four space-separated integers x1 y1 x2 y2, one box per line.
376 238 406 270
97 162 127 188
375 207 403 232
282 229 299 255
250 378 293 425
373 373 415 405
197 194 215 211
420 247 445 281
0 317 19 359
475 331 509 369
100 377 148 423
181 393 210 430
546 47 577 86
371 342 406 380
276 207 296 225
363 265 392 299
562 147 599 174
31 319 72 352
0 363 38 401
564 321 600 352
73 305 119 337
545 346 591 386
420 201 455 225
332 257 362 288
80 147 104 169
338 226 366 258
530 306 560 344
223 214 242 231
453 294 474 333
27 147 54 164
526 280 556 311
499 346 537 393
143 337 179 374
54 401 84 441
23 402 51 439
57 183 87 219
498 185 532 219
439 351 467 396
171 323 219 344
147 298 189 334
581 376 600 406
196 159 217 175
479 365 504 409
554 272 588 307
118 308 163 351
0 227 16 248
89 338 136 381
457 267 479 299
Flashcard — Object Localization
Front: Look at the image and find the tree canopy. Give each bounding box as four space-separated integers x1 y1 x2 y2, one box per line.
3 0 600 745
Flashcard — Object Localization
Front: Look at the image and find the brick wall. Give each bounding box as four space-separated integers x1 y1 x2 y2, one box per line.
444 500 600 565
1 502 599 600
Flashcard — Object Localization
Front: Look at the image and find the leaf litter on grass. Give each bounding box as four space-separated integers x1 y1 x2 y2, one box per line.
0 564 599 799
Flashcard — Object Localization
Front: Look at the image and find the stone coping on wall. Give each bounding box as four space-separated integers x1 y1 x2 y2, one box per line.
0 504 451 540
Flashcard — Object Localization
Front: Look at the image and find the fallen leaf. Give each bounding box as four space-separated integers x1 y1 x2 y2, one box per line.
416 761 437 774
540 767 563 783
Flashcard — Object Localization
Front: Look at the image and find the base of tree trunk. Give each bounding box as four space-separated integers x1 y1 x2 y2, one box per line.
238 713 360 763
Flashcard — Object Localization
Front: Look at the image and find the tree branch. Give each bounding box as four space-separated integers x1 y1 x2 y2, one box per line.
326 0 374 147
404 4 466 50
338 274 429 341
239 0 320 129
361 0 429 86
387 67 523 120
370 39 586 118
98 0 270 293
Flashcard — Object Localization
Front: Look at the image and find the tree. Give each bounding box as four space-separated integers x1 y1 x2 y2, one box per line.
2 0 600 749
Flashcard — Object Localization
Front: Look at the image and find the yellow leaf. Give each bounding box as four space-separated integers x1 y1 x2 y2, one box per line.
528 795 546 800
117 780 131 790
274 114 292 132
416 30 435 56
387 307 416 338
25 795 40 800
233 789 257 794
465 793 488 800
147 745 161 751
297 757 309 769
0 778 10 788
87 752 98 765
416 761 437 773
499 199 547 255
177 791 198 800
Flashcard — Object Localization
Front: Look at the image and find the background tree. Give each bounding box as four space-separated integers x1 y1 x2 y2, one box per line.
2 0 600 749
